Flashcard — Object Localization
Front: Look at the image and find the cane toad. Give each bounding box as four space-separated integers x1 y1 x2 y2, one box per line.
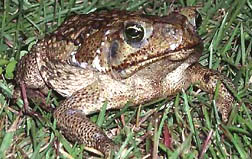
15 9 234 156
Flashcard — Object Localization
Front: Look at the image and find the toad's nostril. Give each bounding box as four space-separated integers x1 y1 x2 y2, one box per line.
162 26 177 38
163 26 176 36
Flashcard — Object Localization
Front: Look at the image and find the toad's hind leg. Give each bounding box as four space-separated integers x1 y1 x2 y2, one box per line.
188 63 235 122
53 83 115 156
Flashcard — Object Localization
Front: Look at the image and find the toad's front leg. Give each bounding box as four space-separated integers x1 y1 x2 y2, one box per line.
162 62 234 122
53 83 116 156
188 63 235 122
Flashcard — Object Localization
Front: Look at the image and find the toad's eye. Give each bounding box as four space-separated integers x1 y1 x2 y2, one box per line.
124 23 144 43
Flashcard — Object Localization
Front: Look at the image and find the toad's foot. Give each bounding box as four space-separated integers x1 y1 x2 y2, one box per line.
54 107 115 157
188 63 235 122
53 83 117 157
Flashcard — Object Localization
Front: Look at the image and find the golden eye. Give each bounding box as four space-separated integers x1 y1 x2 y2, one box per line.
124 23 144 43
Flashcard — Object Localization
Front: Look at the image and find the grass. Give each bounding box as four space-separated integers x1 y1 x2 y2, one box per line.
0 0 252 158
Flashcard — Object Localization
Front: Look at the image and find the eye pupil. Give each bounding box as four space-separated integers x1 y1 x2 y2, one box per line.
125 23 144 43
126 26 141 37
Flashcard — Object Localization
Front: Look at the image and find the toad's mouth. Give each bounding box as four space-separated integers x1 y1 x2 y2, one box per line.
111 45 202 79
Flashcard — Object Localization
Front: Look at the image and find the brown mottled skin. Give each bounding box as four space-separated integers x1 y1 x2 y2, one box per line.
15 9 234 156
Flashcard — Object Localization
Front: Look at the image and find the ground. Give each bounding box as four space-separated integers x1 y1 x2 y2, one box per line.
0 0 251 159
